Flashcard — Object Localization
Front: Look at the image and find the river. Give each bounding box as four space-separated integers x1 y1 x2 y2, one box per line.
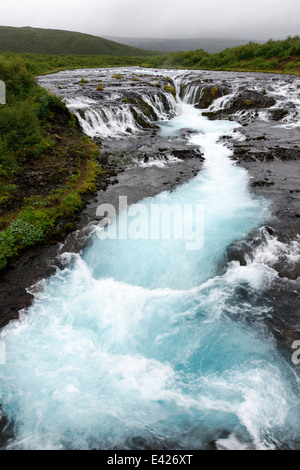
0 68 300 450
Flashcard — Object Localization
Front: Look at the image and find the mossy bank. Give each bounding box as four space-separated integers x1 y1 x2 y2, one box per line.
0 56 105 271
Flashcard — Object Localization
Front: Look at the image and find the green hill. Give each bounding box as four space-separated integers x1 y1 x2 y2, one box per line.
0 26 159 56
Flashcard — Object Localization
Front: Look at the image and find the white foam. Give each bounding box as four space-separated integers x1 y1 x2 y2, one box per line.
134 154 182 168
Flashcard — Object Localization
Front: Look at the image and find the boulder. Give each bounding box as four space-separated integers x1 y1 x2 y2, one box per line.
225 90 276 111
194 86 229 109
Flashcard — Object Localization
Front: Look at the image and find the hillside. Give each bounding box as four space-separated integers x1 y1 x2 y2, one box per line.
0 55 108 271
0 26 159 56
145 37 300 75
104 37 259 53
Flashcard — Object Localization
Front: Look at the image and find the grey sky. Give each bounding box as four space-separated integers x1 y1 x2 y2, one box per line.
0 0 299 40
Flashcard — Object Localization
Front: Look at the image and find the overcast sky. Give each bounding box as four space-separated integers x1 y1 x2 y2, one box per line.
0 0 299 40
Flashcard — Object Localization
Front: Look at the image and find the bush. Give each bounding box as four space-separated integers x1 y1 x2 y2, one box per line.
38 89 65 120
0 56 33 102
0 219 45 269
60 192 83 215
0 100 42 150
0 141 18 176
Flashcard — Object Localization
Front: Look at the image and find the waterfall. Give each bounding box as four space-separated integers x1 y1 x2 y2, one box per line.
65 91 180 139
180 84 203 104
1 68 300 450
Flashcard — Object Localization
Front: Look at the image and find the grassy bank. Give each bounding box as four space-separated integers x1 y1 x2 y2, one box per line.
0 56 105 271
142 36 300 75
0 52 157 76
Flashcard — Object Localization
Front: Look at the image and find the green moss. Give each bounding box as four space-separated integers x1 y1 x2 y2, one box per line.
211 86 219 97
164 85 176 98
97 83 104 91
60 192 83 215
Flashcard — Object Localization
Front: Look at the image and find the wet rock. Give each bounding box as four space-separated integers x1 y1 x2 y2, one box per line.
251 180 275 187
203 89 276 121
226 89 276 110
269 108 289 121
171 149 204 160
194 86 229 109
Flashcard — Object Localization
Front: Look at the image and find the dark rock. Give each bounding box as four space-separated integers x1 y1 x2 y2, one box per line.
171 149 204 160
203 89 276 121
195 86 229 109
251 180 275 187
226 89 276 110
269 108 289 121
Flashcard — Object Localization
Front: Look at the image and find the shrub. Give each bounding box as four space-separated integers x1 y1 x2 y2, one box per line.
38 89 65 120
60 192 83 215
0 100 42 150
0 56 33 102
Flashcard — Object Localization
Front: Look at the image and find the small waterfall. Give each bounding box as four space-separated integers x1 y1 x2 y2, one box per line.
180 84 203 105
72 104 138 138
66 91 180 139
141 92 180 120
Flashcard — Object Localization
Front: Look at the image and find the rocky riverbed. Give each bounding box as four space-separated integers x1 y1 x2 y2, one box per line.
188 70 300 358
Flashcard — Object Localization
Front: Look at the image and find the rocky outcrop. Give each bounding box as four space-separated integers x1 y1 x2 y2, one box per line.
268 108 289 121
202 89 276 120
226 89 276 110
194 85 229 109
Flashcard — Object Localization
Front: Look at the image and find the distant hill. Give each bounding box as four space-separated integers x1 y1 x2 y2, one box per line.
104 37 262 53
0 26 159 56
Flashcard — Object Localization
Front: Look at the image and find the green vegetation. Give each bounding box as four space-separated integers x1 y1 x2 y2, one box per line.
0 53 157 76
0 55 104 270
145 36 300 75
2 37 297 79
0 25 159 56
163 85 176 97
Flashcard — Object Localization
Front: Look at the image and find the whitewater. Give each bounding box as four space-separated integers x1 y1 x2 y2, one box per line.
0 82 300 450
